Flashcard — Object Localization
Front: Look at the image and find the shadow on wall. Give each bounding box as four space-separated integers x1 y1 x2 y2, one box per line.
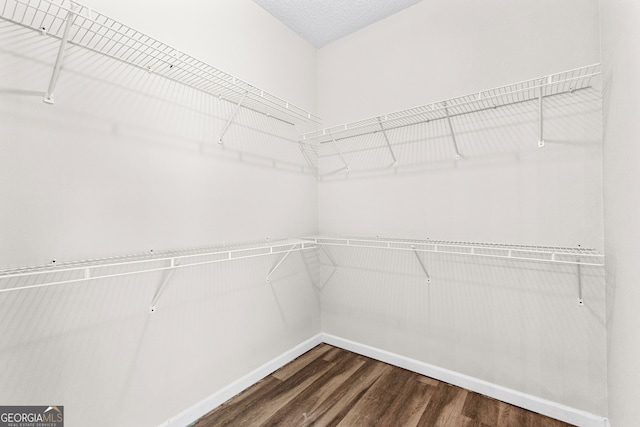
604 253 616 349
317 87 602 181
0 245 319 425
600 69 616 350
0 23 313 177
313 244 607 416
0 239 319 324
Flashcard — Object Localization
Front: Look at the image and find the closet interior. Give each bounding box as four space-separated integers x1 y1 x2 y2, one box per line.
0 0 614 426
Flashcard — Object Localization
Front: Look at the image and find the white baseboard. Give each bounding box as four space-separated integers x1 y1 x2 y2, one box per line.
160 332 608 427
159 333 323 427
321 333 608 427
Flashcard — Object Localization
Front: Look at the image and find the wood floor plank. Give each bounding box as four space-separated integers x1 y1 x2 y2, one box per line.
271 343 332 381
416 382 464 427
376 373 436 427
302 359 392 426
197 355 333 426
195 345 577 427
446 415 491 427
336 363 414 426
496 401 512 426
260 350 366 426
507 404 574 427
461 391 500 425
193 376 282 427
418 375 441 387
322 346 344 361
508 404 533 426
443 385 471 426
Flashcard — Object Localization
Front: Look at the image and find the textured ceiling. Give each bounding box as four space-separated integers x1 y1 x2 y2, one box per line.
252 0 422 48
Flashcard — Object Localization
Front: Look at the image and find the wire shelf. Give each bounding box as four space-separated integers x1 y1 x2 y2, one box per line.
305 236 604 267
0 238 316 294
0 0 320 125
301 64 601 144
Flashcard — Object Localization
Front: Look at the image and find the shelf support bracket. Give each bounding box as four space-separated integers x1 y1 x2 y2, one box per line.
43 4 77 104
218 91 248 144
266 244 297 283
538 78 545 147
412 246 431 283
377 118 398 167
443 102 461 160
330 134 350 172
150 258 179 313
577 259 584 306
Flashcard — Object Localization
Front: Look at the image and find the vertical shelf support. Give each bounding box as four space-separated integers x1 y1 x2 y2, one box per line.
218 91 248 144
538 77 548 147
377 118 398 167
577 260 584 306
443 102 462 160
266 244 297 283
150 258 178 313
331 134 350 172
43 4 78 104
412 246 431 284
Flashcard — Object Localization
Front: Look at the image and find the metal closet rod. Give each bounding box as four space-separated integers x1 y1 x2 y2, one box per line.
0 239 316 294
305 236 605 267
1 0 321 124
301 64 601 143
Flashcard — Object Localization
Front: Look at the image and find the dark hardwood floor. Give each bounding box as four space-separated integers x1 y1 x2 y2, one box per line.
195 344 574 427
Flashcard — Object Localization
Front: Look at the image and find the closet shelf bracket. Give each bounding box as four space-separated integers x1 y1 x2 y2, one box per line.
443 101 462 160
150 258 179 313
378 118 398 168
266 244 297 283
43 3 78 104
331 134 350 172
412 246 431 283
218 91 248 144
577 260 584 306
538 76 551 147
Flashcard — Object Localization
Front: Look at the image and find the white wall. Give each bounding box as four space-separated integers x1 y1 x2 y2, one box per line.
316 0 606 417
0 1 320 426
85 0 317 119
600 1 640 425
0 0 619 424
317 0 602 249
317 0 600 127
